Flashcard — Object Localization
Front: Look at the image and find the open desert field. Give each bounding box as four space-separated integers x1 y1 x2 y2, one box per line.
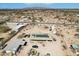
0 8 79 56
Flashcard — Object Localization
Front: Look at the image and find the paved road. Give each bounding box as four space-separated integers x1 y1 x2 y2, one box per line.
8 21 79 26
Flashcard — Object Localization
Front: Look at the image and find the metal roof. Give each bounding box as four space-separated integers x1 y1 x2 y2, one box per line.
3 39 25 52
6 22 27 31
72 44 79 49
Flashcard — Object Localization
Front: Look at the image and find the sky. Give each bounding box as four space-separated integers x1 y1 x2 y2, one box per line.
0 3 79 9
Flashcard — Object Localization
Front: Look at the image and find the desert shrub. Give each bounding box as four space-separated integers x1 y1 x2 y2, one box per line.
76 28 79 32
0 25 11 33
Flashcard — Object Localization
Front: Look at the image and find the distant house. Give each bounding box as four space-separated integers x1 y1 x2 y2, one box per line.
70 44 79 55
3 39 26 55
77 15 79 17
51 25 57 34
71 44 79 49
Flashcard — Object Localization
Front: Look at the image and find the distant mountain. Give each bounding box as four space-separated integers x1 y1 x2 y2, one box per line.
22 6 52 9
0 7 79 11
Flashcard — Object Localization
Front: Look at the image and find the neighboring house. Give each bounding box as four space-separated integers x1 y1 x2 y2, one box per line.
6 22 27 32
70 44 79 55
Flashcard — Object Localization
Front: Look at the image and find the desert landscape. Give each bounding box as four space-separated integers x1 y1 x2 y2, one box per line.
0 9 79 56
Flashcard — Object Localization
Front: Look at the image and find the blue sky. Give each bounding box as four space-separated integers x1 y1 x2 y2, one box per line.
0 3 79 9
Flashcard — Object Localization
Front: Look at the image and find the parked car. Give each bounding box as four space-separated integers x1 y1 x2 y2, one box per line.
32 45 38 48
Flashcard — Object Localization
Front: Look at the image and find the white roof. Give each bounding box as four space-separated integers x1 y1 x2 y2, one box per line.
3 39 25 52
6 22 27 31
